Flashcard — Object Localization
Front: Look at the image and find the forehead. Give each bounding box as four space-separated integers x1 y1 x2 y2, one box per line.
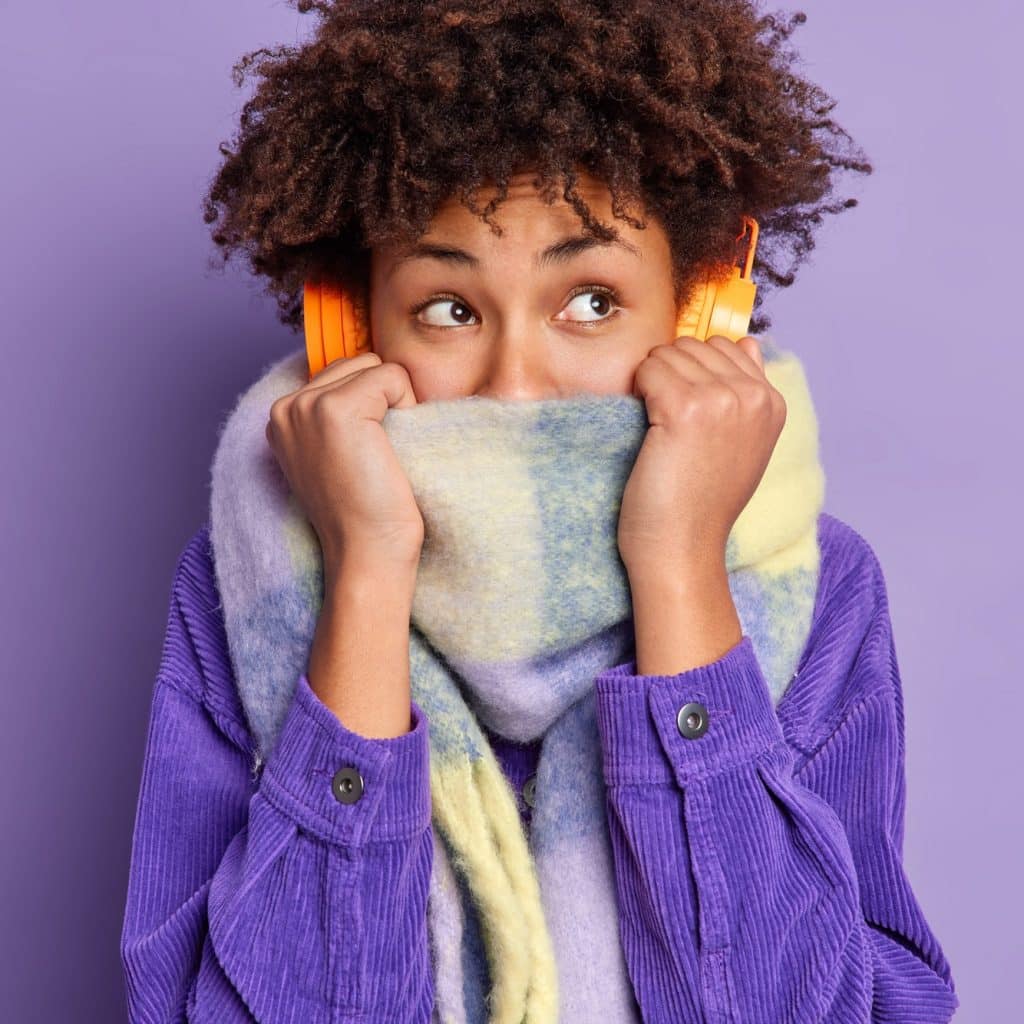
385 168 663 262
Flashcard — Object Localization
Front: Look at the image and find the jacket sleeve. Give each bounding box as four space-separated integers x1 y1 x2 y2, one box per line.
120 544 435 1024
593 552 959 1023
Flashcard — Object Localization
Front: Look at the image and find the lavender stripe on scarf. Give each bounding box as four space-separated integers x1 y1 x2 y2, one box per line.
209 335 826 1023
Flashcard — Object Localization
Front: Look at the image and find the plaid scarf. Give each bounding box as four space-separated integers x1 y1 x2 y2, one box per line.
209 336 825 1023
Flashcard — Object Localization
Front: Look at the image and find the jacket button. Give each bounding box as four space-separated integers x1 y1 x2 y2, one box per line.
331 766 364 804
677 701 709 739
522 774 537 808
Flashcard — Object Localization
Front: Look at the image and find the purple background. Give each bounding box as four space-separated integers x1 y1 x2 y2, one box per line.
1 2 1016 1019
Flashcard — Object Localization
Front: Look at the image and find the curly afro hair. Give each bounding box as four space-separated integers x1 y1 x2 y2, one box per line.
202 0 872 335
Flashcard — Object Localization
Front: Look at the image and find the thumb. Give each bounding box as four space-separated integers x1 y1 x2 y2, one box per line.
740 335 764 373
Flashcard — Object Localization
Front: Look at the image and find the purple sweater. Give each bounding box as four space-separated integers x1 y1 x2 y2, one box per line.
120 511 959 1023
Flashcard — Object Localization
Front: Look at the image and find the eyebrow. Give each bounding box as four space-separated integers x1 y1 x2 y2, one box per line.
385 233 642 281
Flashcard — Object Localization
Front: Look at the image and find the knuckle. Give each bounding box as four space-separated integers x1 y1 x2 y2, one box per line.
309 390 343 426
737 376 772 407
269 396 289 425
375 360 402 378
774 388 788 422
343 353 382 378
712 382 739 411
292 391 314 419
635 357 658 380
677 336 705 353
748 379 774 405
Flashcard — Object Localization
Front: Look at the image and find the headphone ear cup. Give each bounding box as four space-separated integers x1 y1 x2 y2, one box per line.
677 270 755 343
705 267 756 341
320 284 346 365
303 282 327 380
303 282 373 380
675 279 713 341
673 217 759 342
339 288 372 358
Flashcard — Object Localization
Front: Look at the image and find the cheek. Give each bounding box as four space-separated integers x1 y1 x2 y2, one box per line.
607 321 675 394
620 329 659 368
559 348 640 398
407 355 474 403
610 355 646 397
366 306 413 365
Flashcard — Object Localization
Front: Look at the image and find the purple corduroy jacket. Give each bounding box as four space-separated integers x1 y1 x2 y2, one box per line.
119 510 959 1023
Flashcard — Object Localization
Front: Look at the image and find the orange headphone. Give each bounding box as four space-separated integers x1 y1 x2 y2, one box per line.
303 216 759 382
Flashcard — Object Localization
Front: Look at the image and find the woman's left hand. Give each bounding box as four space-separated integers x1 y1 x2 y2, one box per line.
617 334 787 578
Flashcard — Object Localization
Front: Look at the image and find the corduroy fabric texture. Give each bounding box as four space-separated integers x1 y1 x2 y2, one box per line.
207 337 827 1022
120 514 961 1022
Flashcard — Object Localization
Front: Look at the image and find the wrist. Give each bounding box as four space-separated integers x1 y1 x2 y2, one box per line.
624 544 729 591
326 552 420 603
310 560 417 740
626 558 742 676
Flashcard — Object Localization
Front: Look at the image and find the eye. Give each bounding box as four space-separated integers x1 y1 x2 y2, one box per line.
557 286 621 325
410 285 622 330
413 294 478 328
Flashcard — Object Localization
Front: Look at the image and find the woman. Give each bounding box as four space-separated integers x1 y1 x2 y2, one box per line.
120 2 959 1021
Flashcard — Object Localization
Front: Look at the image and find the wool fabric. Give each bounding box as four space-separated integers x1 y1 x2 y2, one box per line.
207 337 826 1022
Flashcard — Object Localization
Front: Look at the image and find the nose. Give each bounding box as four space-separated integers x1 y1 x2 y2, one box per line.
472 330 561 401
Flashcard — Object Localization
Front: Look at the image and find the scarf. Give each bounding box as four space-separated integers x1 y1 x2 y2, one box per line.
208 335 826 1023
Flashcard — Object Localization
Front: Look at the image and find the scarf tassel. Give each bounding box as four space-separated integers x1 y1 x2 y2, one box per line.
431 751 560 1022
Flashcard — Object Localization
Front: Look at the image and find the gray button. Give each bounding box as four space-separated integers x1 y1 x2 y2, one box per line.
677 701 709 739
331 766 364 804
522 774 537 808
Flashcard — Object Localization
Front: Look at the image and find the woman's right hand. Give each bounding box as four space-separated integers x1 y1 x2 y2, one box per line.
265 352 425 575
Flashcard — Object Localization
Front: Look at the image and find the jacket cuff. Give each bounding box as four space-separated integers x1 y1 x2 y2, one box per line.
594 635 787 787
261 673 432 845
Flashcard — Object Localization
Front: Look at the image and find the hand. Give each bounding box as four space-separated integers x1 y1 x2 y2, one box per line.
617 335 787 577
265 352 425 575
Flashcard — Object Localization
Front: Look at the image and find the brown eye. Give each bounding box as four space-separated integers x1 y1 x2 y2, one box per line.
417 296 478 327
559 287 621 324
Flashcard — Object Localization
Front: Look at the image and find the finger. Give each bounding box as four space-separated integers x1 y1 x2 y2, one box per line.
304 351 383 392
648 342 719 385
707 334 763 378
376 361 420 409
731 335 765 376
693 335 766 382
356 360 421 414
660 336 747 383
